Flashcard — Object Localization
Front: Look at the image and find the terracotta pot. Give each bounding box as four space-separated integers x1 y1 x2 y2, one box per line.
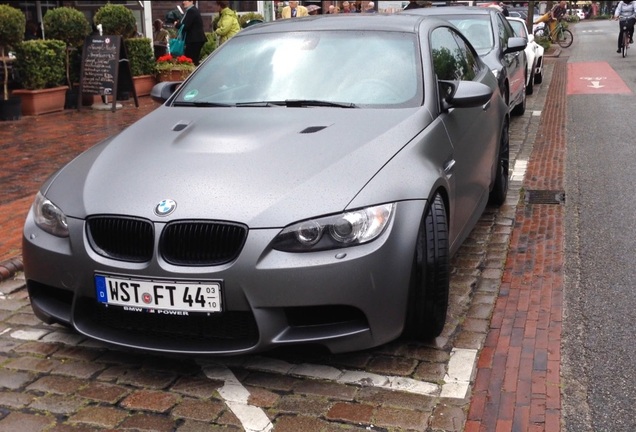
133 75 157 97
12 86 69 116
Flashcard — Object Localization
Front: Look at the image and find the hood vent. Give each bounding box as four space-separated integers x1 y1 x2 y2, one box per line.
173 123 188 131
300 126 327 134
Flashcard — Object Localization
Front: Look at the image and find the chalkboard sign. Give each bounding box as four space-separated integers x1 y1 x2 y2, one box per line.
78 35 138 112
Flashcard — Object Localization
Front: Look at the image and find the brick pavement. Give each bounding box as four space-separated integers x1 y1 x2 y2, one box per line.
0 54 567 431
466 57 567 432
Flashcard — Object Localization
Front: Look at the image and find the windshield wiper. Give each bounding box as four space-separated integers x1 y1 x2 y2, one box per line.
172 101 234 107
235 101 283 107
284 99 357 108
236 100 357 108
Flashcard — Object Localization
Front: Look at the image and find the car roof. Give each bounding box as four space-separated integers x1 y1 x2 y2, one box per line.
402 6 496 17
506 17 525 23
238 13 448 35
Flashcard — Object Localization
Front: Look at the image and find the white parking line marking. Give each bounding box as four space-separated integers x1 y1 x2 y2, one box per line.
512 158 528 182
202 363 274 432
440 348 478 398
10 329 50 340
242 356 440 397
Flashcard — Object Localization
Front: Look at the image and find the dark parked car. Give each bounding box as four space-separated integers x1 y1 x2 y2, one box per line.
403 6 527 116
23 13 509 355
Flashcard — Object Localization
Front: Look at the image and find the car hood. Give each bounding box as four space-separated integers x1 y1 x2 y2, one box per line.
46 106 428 227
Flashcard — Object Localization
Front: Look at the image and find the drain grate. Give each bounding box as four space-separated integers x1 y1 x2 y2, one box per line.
525 189 565 205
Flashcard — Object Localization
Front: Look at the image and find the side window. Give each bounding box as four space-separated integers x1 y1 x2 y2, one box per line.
430 27 476 82
452 31 480 81
496 14 513 48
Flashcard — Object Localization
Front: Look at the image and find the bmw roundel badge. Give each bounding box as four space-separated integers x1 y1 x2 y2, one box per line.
155 199 177 216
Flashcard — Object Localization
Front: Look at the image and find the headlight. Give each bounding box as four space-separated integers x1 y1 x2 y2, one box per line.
272 203 394 252
33 192 69 237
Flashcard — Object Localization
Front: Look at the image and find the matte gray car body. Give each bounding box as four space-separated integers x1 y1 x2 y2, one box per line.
23 14 509 355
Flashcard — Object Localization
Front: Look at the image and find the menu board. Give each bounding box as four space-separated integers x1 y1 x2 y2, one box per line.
78 35 138 112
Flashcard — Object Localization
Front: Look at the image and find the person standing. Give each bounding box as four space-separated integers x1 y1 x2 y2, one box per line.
342 1 354 13
282 1 309 18
175 0 206 65
214 1 241 45
364 2 376 13
499 2 509 16
153 19 170 59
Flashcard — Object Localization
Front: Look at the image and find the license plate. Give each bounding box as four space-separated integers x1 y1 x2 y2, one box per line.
95 274 222 313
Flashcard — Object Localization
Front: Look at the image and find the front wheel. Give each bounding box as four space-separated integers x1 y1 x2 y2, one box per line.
557 29 573 48
403 194 449 340
488 116 510 206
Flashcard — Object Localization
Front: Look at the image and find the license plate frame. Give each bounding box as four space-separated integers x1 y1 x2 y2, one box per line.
95 274 222 313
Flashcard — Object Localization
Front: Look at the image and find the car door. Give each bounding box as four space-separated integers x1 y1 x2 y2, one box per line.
496 13 525 103
430 26 496 247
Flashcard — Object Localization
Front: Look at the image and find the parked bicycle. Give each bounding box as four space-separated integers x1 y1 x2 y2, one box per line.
534 20 573 48
618 16 636 57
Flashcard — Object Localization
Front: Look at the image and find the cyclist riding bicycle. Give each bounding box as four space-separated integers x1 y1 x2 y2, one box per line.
534 1 568 38
615 1 636 53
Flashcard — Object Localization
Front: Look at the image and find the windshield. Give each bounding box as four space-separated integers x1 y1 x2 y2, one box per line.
174 31 422 108
443 16 494 54
508 20 527 38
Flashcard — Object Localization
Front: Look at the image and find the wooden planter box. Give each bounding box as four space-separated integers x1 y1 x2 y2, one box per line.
13 86 69 116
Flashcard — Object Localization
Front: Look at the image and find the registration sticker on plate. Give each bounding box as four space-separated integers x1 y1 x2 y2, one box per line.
95 274 222 313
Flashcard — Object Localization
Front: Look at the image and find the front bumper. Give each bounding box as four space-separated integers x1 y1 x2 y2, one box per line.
23 200 427 355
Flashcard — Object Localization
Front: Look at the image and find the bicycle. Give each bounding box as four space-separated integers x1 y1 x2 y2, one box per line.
534 19 573 48
618 17 636 58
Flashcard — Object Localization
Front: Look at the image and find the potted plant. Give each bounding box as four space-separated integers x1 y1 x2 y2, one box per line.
0 4 25 121
42 6 91 109
239 12 265 28
12 39 68 115
155 54 195 82
93 4 136 38
93 3 137 100
200 32 218 63
125 37 156 96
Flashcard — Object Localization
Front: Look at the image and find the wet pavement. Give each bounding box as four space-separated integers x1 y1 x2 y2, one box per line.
0 54 565 431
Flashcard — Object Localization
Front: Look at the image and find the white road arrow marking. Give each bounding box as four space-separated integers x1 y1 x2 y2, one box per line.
588 81 604 88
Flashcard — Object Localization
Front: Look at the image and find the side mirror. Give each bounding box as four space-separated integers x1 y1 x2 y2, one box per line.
439 80 493 110
504 36 527 54
150 81 182 103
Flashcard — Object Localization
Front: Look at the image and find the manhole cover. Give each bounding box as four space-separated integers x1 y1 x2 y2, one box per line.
525 189 565 205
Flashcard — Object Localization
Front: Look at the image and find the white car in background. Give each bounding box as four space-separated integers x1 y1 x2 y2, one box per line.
507 17 544 95
573 8 586 20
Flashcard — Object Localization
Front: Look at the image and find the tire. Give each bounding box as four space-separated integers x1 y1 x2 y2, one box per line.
403 194 449 340
557 29 573 48
489 116 510 206
623 32 628 57
511 85 526 116
526 70 534 95
534 69 543 84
